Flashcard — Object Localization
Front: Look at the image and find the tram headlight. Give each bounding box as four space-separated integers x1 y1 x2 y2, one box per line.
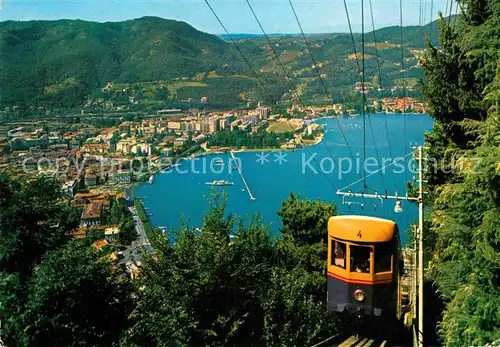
354 289 365 302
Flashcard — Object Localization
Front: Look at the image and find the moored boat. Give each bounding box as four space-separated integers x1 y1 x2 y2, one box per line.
205 180 234 186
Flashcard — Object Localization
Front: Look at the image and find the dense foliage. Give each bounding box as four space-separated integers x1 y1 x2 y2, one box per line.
0 174 341 346
123 193 338 346
278 193 336 246
421 1 500 344
0 175 78 278
207 130 288 149
0 17 229 108
108 198 137 245
21 241 134 346
0 175 134 346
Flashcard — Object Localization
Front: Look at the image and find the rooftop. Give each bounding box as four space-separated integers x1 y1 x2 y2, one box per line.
92 239 109 251
81 202 103 220
105 227 120 235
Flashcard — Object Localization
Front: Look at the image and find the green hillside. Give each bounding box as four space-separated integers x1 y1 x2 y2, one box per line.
0 17 230 107
0 16 448 111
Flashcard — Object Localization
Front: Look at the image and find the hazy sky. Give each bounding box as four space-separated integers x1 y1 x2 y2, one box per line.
1 0 455 34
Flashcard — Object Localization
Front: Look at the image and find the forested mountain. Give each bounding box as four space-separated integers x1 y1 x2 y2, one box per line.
0 17 230 107
1 16 445 110
421 0 500 344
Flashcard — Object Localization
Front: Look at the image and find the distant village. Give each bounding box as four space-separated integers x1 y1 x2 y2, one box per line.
0 94 427 195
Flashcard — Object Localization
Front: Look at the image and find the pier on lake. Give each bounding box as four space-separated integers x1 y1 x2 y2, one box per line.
229 151 256 201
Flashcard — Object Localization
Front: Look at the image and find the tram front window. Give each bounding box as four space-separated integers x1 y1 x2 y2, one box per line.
331 240 346 269
350 245 371 273
375 242 392 273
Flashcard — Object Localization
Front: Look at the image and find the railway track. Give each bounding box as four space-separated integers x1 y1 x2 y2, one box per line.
337 335 388 347
311 334 388 347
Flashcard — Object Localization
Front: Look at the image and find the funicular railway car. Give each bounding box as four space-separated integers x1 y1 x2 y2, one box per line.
327 216 404 320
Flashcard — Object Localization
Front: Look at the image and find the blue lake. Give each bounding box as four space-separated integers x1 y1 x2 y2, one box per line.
133 114 434 245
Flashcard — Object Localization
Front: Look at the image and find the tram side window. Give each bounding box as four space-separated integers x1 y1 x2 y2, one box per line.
350 245 371 273
375 242 392 273
331 240 346 269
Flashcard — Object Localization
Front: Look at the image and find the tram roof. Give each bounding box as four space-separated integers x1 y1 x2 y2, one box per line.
328 215 397 243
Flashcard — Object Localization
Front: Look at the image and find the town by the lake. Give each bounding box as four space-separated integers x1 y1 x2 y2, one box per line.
1 2 496 345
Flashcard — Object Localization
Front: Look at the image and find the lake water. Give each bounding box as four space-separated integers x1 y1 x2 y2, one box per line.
133 114 434 245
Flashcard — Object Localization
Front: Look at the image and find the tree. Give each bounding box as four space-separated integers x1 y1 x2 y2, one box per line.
421 2 500 344
0 272 24 343
0 174 79 278
261 266 337 347
109 131 119 150
107 198 137 245
276 193 337 302
123 194 339 346
155 87 170 100
278 193 336 245
119 218 137 245
427 144 500 345
0 175 135 346
21 241 134 347
0 175 89 344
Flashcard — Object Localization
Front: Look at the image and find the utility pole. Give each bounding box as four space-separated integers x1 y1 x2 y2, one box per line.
417 146 425 347
413 226 418 347
413 225 418 316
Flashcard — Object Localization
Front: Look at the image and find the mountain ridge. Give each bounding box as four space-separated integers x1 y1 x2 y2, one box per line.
0 16 448 109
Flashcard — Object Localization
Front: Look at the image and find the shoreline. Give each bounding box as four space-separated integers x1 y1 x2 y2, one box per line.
127 131 326 193
129 113 433 238
128 113 411 193
121 119 333 196
127 137 323 194
315 111 427 119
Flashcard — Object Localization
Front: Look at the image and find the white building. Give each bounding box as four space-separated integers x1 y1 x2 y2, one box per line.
104 227 121 241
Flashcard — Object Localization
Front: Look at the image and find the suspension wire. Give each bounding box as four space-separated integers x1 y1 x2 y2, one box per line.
452 1 460 30
244 0 351 188
338 150 416 193
447 0 454 26
419 0 424 47
361 0 367 188
243 0 306 106
336 0 389 193
400 0 408 186
284 119 341 194
444 0 450 23
287 0 366 187
429 0 435 43
204 0 275 104
342 0 361 75
205 0 340 193
368 0 398 192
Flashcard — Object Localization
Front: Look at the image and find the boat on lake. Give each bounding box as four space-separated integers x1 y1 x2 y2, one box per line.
149 175 154 184
205 180 234 186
